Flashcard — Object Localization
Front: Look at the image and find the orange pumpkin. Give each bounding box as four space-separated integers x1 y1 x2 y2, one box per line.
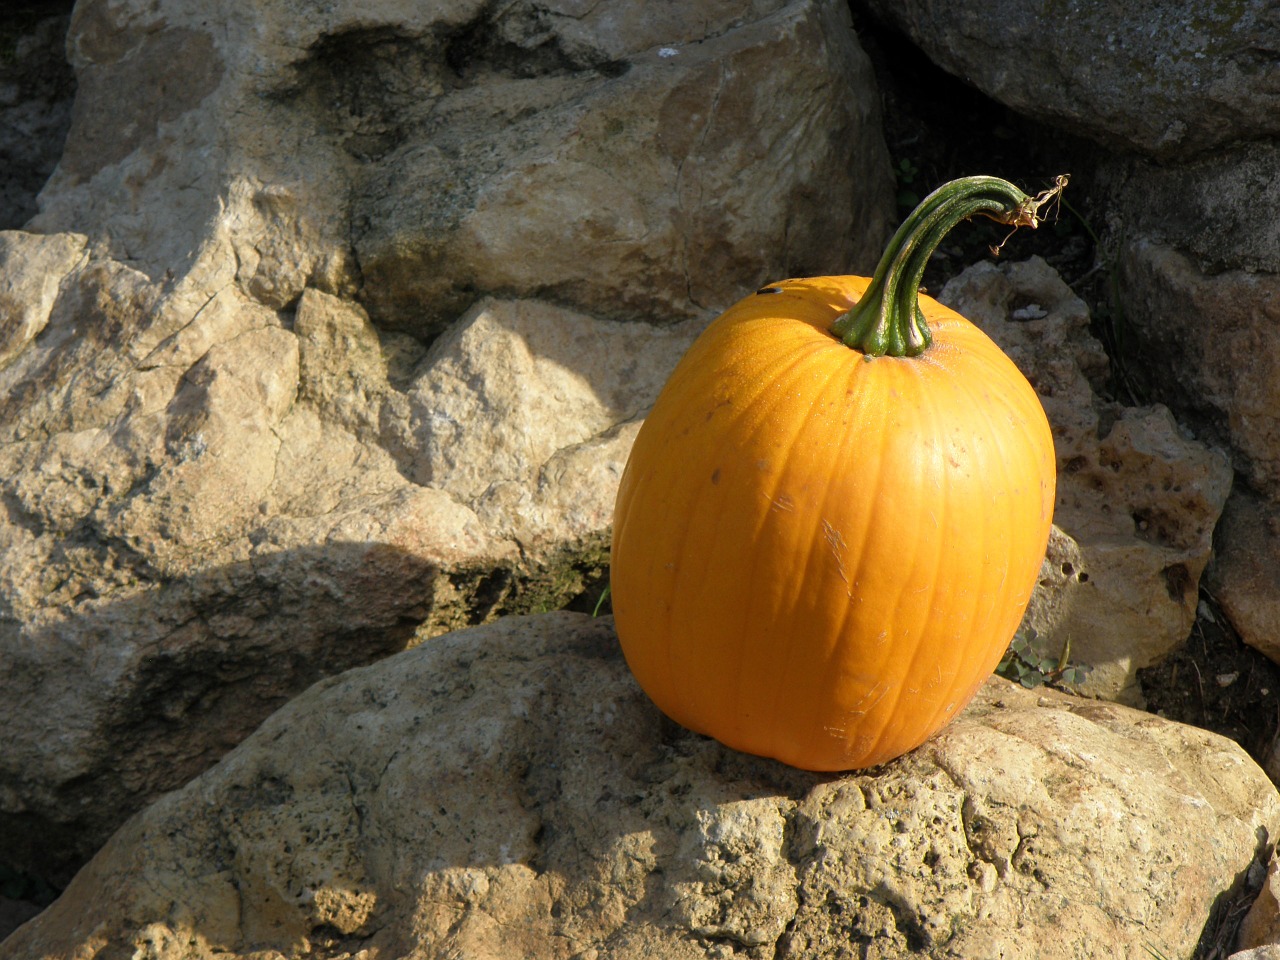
610 176 1063 771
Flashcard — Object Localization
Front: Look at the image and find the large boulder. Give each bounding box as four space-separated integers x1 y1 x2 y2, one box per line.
940 257 1233 702
3 612 1275 959
0 0 896 881
861 0 1280 160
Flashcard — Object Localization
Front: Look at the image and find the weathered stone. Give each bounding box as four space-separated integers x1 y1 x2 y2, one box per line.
3 612 1274 959
863 0 1280 159
31 0 893 331
1107 144 1280 277
0 0 896 882
941 257 1233 702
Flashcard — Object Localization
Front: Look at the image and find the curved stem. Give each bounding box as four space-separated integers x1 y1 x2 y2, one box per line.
831 175 1069 358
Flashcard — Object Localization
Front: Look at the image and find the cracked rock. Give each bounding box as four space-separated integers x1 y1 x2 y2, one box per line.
4 613 1275 959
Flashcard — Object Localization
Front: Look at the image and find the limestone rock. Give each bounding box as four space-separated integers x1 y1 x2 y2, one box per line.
3 612 1275 959
1093 146 1280 677
941 258 1233 701
0 0 896 881
862 0 1280 159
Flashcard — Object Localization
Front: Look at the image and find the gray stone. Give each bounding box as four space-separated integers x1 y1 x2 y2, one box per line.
864 0 1280 159
3 612 1274 959
1117 234 1280 499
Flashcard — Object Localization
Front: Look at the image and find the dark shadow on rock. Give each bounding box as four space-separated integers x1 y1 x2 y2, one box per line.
0 1 76 231
1193 824 1273 959
0 541 441 891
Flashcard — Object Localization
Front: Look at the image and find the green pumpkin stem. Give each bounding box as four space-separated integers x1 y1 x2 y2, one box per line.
831 174 1069 358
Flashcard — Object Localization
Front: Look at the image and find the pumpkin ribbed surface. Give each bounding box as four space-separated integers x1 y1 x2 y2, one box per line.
610 275 1056 771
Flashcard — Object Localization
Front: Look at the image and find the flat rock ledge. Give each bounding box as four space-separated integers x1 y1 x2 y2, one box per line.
3 612 1276 960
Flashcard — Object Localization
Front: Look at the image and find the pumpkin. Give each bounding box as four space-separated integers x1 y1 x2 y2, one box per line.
610 175 1065 771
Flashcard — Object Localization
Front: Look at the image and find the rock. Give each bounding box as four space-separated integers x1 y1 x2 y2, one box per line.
862 0 1280 160
940 257 1233 702
1117 233 1280 499
0 230 87 371
1092 137 1280 681
0 0 896 883
32 0 894 332
1240 857 1280 953
1209 491 1280 667
0 6 75 229
3 612 1275 960
1108 144 1280 277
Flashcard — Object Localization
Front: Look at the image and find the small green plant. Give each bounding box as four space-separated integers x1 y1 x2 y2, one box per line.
894 157 921 211
592 584 611 617
997 627 1092 689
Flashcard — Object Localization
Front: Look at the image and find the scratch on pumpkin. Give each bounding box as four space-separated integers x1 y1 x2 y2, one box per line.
845 679 891 718
822 519 851 592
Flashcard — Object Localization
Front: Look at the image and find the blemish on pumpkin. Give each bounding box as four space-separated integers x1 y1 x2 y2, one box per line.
710 468 721 485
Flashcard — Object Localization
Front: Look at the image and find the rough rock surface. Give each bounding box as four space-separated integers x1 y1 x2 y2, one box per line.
3 612 1275 960
862 0 1280 160
941 258 1233 702
0 0 896 881
1092 133 1280 677
35 0 893 333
